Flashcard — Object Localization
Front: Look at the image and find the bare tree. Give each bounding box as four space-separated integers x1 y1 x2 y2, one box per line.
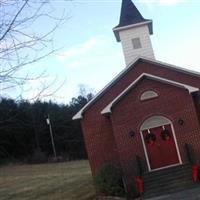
0 0 69 99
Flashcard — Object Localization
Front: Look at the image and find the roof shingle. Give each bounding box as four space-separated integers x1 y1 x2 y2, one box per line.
116 0 148 28
113 0 153 42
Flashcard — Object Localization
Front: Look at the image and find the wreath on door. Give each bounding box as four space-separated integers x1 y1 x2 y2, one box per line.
145 132 156 145
160 129 171 141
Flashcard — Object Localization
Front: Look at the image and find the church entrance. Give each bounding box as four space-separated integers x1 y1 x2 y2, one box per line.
140 116 182 170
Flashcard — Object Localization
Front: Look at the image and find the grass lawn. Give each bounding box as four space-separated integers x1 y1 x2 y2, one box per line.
0 160 95 200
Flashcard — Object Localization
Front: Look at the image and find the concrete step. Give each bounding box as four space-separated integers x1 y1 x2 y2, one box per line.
143 164 191 178
144 170 191 183
144 185 200 199
143 164 195 198
144 183 200 198
145 179 193 192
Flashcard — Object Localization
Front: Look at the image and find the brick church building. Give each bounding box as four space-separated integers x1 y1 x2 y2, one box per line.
73 0 200 196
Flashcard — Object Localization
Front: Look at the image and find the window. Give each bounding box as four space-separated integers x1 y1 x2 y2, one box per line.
132 38 142 49
140 116 171 131
140 90 158 101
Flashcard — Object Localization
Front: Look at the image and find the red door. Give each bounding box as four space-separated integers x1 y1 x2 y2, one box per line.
142 124 179 170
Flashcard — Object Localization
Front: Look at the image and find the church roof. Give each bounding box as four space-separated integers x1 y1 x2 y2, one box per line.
101 73 199 115
113 0 153 42
72 56 200 120
116 0 149 28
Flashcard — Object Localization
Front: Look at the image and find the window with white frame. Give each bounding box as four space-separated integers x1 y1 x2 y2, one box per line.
140 90 158 101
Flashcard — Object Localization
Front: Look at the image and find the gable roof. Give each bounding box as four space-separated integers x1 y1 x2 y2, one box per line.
101 73 199 115
72 56 200 120
113 0 153 42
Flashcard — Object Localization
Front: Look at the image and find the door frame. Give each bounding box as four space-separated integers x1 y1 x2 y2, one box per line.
140 119 182 172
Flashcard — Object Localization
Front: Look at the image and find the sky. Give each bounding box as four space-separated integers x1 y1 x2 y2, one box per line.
11 0 200 103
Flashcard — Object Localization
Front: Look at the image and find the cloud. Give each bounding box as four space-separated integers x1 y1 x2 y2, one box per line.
21 76 63 101
57 36 107 61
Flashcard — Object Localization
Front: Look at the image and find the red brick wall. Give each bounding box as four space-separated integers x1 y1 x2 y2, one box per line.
111 78 200 176
81 61 200 176
81 115 119 175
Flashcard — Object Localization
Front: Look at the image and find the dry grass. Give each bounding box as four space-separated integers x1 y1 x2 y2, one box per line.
0 160 95 200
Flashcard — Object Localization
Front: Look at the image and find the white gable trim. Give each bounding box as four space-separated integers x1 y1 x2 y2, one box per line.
73 56 200 120
72 56 141 120
101 73 199 115
127 56 200 77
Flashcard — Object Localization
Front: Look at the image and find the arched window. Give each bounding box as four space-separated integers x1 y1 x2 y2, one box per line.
140 116 171 131
140 90 158 101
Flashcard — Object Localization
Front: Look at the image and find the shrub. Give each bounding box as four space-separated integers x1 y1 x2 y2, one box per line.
94 163 125 197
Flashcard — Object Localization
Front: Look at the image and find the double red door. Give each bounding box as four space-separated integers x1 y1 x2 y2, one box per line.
142 124 180 170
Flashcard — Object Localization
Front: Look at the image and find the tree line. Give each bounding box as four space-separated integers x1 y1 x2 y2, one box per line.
0 94 93 164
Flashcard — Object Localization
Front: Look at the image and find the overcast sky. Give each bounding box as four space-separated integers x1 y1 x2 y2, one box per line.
13 0 200 103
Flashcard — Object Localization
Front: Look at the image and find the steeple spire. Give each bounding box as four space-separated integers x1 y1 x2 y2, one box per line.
113 0 155 65
116 0 149 28
114 0 153 42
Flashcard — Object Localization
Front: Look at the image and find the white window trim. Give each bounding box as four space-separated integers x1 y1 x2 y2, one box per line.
140 90 158 101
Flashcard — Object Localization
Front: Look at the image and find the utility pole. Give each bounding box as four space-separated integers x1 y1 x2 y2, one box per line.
46 114 57 160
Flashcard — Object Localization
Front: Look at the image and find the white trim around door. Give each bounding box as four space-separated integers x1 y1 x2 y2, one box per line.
140 116 182 172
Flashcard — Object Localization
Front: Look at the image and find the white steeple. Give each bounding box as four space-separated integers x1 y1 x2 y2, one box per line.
113 0 155 65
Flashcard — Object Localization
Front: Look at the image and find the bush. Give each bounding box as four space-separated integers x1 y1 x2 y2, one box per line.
94 163 125 197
